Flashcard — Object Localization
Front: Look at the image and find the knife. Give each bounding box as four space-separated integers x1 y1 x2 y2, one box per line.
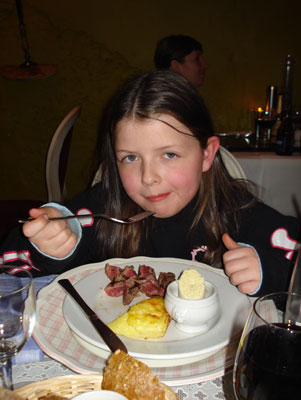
58 278 128 354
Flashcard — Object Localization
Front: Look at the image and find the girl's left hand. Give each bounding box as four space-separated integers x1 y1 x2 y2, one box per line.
222 233 261 294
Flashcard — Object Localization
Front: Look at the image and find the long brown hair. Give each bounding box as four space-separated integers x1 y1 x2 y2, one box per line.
95 70 256 267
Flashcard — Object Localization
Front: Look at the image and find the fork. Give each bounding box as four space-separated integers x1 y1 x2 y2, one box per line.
19 210 154 224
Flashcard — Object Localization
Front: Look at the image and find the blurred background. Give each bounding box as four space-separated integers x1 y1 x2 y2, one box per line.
1 0 300 201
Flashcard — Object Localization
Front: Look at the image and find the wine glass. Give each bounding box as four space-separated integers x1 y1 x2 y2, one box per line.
233 291 301 400
0 265 36 389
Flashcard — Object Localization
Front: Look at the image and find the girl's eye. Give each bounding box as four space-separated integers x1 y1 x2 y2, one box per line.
164 152 177 159
123 154 138 162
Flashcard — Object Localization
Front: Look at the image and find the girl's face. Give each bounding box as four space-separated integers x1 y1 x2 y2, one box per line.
114 115 219 218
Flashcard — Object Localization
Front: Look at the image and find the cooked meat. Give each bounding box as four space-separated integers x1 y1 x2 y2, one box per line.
138 264 156 278
121 265 138 279
104 264 176 305
104 281 126 297
140 281 164 297
105 263 122 280
158 272 176 290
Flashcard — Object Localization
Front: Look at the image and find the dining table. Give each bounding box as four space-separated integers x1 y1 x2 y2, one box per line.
232 151 301 217
0 266 243 400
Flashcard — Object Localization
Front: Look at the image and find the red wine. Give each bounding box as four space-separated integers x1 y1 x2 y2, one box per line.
234 323 301 399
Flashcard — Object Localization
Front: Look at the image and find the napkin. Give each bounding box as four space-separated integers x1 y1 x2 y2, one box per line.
13 275 58 365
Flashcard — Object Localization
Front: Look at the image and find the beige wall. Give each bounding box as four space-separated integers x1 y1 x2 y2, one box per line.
1 0 300 201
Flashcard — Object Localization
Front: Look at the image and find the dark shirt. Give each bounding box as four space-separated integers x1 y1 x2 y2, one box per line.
0 183 299 296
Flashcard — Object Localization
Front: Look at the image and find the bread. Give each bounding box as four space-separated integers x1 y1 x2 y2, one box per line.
108 297 170 339
102 349 177 400
0 388 23 400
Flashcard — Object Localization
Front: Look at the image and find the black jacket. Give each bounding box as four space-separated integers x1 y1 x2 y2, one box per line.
0 183 299 296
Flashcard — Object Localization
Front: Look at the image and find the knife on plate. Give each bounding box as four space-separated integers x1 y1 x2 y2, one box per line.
58 278 128 354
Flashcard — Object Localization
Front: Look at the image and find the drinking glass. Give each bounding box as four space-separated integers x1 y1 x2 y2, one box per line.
0 265 36 389
233 291 301 399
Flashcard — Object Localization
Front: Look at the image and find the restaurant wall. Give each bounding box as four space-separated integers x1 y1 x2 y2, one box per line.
0 0 300 201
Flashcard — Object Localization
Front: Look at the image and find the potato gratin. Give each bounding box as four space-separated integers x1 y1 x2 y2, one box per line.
108 297 170 339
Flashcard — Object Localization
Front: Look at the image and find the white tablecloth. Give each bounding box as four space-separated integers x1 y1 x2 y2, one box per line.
233 152 301 217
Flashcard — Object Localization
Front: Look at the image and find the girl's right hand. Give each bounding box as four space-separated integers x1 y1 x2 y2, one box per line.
22 206 78 258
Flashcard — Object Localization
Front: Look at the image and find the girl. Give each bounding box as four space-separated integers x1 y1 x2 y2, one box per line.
1 71 299 296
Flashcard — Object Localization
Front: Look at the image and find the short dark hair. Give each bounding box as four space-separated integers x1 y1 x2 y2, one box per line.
154 34 203 69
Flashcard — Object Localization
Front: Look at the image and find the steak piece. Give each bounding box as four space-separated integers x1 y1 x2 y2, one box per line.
105 263 122 280
136 273 158 285
140 281 164 297
138 264 156 278
121 265 138 279
158 272 176 291
123 284 141 305
104 281 125 297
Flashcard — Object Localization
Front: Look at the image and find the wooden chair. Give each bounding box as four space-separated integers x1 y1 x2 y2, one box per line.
0 105 82 243
219 146 247 179
45 105 81 203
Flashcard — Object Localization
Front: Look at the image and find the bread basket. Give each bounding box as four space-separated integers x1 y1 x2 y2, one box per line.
14 374 177 400
14 375 103 399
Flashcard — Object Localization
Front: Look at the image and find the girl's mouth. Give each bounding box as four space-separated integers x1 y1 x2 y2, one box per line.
146 193 170 202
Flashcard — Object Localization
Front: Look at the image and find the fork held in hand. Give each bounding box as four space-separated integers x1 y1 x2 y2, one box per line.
19 210 154 224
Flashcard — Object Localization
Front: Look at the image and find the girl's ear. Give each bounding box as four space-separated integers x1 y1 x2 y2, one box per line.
202 136 220 172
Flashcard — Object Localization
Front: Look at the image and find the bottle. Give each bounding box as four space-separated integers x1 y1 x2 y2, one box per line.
276 111 294 155
265 85 278 119
275 55 295 155
282 55 294 114
271 94 283 149
262 85 277 148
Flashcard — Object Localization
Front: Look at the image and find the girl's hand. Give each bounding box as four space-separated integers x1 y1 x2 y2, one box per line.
222 233 261 294
22 207 77 258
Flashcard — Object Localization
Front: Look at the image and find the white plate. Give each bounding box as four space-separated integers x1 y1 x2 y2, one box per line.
73 391 128 400
32 257 250 384
62 258 250 367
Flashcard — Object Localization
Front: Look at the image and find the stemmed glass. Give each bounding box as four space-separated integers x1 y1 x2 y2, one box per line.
0 265 36 389
233 291 301 399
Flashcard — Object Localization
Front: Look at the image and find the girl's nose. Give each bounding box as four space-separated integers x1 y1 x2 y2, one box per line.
141 163 161 186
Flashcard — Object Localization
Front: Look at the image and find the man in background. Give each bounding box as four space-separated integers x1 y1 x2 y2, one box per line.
154 34 208 87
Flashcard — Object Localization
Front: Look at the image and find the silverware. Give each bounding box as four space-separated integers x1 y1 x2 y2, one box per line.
58 278 127 354
19 210 154 224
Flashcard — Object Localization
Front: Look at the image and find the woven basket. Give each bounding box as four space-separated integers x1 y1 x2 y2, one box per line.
14 374 177 400
14 374 103 400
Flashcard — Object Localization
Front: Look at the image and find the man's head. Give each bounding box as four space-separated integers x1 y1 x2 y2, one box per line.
154 34 208 87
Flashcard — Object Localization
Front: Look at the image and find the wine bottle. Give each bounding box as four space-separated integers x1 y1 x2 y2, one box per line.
275 55 295 155
271 94 283 149
276 111 294 155
282 55 294 114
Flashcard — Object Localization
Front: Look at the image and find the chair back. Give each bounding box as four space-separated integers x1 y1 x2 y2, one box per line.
45 105 81 203
219 146 247 179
